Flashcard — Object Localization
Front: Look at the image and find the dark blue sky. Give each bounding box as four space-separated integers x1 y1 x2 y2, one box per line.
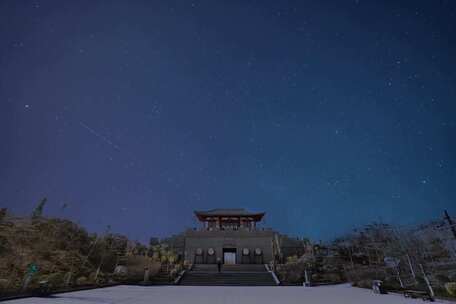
1 1 455 243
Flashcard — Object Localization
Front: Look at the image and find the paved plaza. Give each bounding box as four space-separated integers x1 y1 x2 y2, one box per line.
3 284 453 304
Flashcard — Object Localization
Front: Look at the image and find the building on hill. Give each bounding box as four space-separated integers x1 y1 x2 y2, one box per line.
162 208 308 265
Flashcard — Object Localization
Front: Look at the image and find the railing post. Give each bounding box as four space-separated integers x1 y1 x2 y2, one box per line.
143 267 150 283
304 269 311 287
419 264 434 298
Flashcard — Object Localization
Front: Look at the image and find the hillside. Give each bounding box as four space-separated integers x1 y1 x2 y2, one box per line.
0 212 163 297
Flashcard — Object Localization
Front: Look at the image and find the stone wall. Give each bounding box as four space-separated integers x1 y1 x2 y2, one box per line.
184 229 275 264
161 229 309 265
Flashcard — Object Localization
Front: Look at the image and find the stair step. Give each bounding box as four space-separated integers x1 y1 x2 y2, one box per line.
192 264 267 273
179 271 277 286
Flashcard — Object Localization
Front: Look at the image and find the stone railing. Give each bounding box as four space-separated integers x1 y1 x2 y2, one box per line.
265 264 280 285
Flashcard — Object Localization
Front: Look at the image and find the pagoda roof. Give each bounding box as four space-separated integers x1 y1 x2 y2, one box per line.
194 208 265 221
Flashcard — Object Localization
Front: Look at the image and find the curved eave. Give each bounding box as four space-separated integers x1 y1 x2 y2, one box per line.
194 211 265 222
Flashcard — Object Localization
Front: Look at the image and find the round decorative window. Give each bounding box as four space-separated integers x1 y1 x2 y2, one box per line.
208 248 215 256
255 248 262 255
242 248 250 256
196 248 203 255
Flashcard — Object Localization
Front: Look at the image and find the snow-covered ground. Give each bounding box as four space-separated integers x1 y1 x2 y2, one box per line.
3 284 454 304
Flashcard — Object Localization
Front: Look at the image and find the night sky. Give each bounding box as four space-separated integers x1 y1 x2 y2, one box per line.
1 1 455 243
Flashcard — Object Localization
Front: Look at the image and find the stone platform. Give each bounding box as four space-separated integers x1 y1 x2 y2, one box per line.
3 284 454 304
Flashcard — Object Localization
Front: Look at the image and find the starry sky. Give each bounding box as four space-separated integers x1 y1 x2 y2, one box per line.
1 1 456 243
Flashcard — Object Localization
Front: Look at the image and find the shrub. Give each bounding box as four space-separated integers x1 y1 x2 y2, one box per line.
276 262 305 284
382 278 402 291
44 272 66 288
0 278 9 292
76 276 88 285
356 279 372 289
286 255 298 263
445 282 456 296
436 274 450 284
0 235 9 254
320 273 342 283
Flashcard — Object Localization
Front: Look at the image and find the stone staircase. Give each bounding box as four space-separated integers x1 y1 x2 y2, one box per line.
222 264 268 272
179 264 278 286
191 264 218 272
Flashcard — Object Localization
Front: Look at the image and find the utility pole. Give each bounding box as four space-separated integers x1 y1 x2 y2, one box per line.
444 210 456 240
